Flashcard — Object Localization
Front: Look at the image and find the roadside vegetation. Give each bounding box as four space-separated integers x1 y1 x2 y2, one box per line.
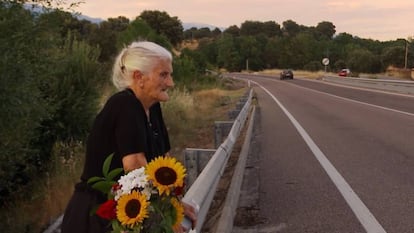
0 81 246 233
1 0 412 232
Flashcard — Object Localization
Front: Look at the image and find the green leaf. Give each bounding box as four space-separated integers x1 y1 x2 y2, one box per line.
107 167 124 181
103 154 114 177
91 180 114 194
111 220 127 233
87 176 104 184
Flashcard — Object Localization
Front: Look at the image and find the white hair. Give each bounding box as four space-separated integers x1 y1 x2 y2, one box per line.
112 41 172 90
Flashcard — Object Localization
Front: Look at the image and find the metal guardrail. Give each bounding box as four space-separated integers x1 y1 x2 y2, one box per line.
215 105 256 233
323 76 414 95
182 88 254 233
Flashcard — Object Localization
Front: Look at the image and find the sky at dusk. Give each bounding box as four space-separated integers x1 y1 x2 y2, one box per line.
74 0 414 41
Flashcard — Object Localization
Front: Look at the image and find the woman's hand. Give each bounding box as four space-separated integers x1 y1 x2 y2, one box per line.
183 201 198 230
174 200 198 233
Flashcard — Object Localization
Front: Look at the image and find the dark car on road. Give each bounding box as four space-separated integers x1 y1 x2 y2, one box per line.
280 69 293 80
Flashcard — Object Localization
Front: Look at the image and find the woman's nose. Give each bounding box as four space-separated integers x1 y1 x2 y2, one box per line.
166 76 174 87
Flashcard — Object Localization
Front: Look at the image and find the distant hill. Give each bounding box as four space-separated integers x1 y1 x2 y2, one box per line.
23 5 223 30
24 4 103 24
76 14 103 24
183 22 225 31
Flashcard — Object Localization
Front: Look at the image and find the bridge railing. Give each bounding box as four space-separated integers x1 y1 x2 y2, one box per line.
182 88 254 233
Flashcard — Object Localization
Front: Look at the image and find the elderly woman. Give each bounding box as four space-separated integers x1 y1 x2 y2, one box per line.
62 41 196 233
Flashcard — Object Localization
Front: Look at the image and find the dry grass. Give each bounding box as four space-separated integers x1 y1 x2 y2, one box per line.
0 142 84 233
163 86 247 161
0 80 247 233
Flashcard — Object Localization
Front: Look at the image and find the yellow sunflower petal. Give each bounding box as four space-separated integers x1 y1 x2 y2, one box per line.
146 156 186 196
116 190 149 227
171 197 185 230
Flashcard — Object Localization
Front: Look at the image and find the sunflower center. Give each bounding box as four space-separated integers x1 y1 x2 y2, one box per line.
155 167 177 185
125 199 141 218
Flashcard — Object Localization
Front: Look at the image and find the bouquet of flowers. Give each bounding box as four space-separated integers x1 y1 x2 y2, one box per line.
88 154 187 233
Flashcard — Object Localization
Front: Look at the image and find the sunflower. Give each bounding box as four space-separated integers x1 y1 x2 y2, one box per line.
171 197 185 231
116 190 149 227
146 156 186 196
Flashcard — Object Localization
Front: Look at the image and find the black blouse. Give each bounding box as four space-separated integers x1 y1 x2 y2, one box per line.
79 88 170 183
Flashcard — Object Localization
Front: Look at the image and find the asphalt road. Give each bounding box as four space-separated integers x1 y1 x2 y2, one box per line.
232 74 414 233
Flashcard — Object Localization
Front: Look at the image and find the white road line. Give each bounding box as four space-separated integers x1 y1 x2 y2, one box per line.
288 81 414 117
252 80 387 233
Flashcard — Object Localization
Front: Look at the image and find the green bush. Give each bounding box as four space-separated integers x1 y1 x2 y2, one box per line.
0 3 103 203
304 60 323 71
0 3 49 201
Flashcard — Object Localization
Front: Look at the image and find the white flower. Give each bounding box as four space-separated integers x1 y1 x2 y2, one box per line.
141 186 152 200
115 167 148 200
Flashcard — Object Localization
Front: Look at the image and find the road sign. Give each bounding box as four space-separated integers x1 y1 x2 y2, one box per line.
322 58 329 66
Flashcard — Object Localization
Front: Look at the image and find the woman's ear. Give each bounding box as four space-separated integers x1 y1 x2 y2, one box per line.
133 70 143 81
133 70 145 88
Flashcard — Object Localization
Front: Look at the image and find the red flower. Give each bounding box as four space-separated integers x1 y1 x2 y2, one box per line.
111 183 121 195
96 199 117 220
112 183 121 191
173 184 185 196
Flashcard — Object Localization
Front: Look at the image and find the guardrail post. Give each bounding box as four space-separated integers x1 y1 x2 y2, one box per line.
228 110 239 120
184 89 253 233
214 121 234 148
229 96 248 120
184 148 216 188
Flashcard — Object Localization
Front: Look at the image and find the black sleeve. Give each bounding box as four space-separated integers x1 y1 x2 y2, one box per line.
115 98 148 158
157 104 171 153
150 103 171 158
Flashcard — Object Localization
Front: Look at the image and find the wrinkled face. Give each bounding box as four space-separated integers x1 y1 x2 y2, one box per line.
142 58 174 103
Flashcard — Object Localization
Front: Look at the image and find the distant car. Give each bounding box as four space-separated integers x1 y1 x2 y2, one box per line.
280 69 294 79
338 68 350 77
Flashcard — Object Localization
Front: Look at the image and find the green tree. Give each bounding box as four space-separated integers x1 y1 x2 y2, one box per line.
173 50 200 85
180 48 208 74
347 48 382 73
194 27 212 39
262 37 281 68
116 18 172 51
198 38 219 65
217 35 241 71
240 20 281 38
237 36 265 71
4 0 82 10
183 27 197 40
138 10 183 46
262 20 282 37
315 21 336 39
89 16 129 62
381 44 408 69
282 19 300 37
0 2 48 201
42 34 102 141
0 2 103 205
240 20 263 36
211 27 222 37
36 9 83 39
334 59 347 71
223 25 240 37
304 61 323 71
